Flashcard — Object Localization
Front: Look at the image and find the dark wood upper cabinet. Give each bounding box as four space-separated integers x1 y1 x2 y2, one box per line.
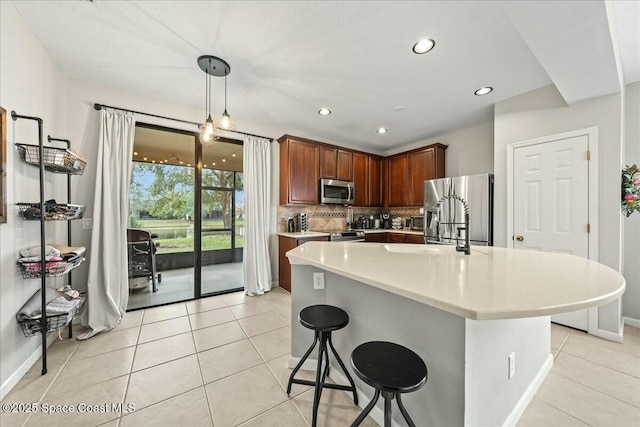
407 145 446 206
352 152 369 206
336 150 353 181
279 134 445 208
386 155 408 207
279 136 320 205
368 156 383 207
320 146 338 179
321 147 352 182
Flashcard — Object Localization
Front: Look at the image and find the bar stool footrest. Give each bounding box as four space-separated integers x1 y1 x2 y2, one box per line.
291 379 356 392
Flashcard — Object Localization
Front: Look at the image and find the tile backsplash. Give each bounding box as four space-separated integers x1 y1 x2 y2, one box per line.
277 205 421 232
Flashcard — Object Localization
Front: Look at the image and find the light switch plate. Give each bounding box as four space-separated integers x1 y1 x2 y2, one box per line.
82 218 93 229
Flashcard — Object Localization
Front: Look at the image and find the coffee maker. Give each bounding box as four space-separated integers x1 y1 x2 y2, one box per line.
381 213 391 229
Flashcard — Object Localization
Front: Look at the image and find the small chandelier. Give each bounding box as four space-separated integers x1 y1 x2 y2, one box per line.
197 55 231 144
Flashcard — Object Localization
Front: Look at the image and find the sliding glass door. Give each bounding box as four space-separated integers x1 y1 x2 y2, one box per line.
127 124 243 310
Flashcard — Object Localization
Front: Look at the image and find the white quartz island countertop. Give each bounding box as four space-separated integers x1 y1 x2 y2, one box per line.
286 242 625 320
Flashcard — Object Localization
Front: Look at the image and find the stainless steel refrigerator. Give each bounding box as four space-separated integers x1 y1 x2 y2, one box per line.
423 173 494 246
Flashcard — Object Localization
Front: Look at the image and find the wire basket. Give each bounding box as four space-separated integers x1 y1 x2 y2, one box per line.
17 294 87 337
16 143 86 175
17 203 86 221
18 256 85 279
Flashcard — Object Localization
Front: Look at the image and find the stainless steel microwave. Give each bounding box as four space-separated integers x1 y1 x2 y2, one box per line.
320 179 354 205
410 215 425 231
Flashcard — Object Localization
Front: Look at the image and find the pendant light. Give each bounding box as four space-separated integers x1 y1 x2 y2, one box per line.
220 70 235 130
197 55 231 144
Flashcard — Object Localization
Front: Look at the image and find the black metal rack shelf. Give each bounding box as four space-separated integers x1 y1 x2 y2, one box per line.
12 111 87 375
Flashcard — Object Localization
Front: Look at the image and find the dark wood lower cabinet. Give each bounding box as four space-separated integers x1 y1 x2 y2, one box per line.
404 234 426 244
363 232 425 243
364 233 385 242
278 235 330 292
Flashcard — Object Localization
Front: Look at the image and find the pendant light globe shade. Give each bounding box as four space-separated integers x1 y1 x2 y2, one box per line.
220 109 235 130
200 115 217 144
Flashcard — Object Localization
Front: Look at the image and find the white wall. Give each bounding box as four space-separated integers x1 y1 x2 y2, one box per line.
623 82 640 322
0 1 69 398
386 121 495 177
494 84 624 334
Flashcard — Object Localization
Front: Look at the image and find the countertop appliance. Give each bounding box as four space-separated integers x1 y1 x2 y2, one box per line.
328 230 365 242
320 179 354 205
424 173 493 246
409 215 424 231
381 213 391 229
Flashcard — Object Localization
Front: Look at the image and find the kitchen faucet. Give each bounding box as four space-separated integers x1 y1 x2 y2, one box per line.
435 194 471 255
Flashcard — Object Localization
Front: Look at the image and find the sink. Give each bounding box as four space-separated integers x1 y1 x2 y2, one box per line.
383 244 446 254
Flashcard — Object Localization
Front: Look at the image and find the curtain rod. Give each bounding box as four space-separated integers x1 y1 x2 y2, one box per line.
93 103 273 142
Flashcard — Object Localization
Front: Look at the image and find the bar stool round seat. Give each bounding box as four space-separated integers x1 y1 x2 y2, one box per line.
299 304 349 332
287 305 358 427
350 341 428 427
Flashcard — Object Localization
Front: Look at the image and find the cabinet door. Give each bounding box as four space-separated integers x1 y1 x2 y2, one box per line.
336 150 353 181
364 232 385 242
368 156 383 207
287 139 320 204
408 148 435 206
386 233 406 243
386 155 408 206
405 234 425 244
278 236 298 292
320 146 338 179
353 152 369 206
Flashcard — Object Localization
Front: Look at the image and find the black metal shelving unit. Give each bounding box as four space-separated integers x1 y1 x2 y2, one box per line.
12 111 86 375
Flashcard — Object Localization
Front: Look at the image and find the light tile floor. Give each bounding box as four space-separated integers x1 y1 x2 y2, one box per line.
2 288 639 427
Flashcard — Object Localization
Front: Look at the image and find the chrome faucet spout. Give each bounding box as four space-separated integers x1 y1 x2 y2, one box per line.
435 194 471 255
455 212 471 255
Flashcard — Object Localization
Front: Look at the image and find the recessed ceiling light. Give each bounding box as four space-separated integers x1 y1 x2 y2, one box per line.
143 157 147 161
377 127 388 134
412 38 435 54
133 151 138 156
318 108 331 116
474 86 493 96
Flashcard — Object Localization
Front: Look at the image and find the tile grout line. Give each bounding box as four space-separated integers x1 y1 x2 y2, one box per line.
188 307 216 427
527 398 595 427
561 335 640 379
19 337 82 427
119 318 144 424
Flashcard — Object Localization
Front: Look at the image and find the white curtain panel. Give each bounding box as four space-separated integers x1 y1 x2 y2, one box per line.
242 136 273 296
77 109 135 340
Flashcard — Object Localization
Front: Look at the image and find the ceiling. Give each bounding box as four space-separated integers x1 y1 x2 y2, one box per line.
12 1 640 152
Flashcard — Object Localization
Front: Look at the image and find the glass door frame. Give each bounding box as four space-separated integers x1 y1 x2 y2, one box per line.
194 135 244 299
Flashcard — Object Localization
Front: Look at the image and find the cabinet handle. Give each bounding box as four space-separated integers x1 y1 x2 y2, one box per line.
515 235 524 242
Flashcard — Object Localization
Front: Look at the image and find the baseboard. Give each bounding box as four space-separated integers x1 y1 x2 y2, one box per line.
0 334 57 401
596 327 624 343
502 354 554 427
623 316 640 328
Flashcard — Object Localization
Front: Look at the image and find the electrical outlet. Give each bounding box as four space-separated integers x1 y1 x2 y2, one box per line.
508 352 516 379
82 218 93 229
313 272 325 290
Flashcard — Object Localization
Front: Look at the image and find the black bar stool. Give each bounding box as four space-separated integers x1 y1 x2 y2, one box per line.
350 341 428 427
287 304 359 427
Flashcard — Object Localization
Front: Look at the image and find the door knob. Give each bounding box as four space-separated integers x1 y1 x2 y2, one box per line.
515 235 524 242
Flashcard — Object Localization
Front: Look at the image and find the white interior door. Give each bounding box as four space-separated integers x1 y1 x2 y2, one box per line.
513 134 590 330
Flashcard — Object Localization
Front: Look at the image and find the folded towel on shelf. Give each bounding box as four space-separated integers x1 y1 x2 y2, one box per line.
46 296 81 315
17 288 67 321
19 244 62 259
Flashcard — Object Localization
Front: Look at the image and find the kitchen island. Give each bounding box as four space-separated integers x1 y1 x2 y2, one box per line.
286 242 625 426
